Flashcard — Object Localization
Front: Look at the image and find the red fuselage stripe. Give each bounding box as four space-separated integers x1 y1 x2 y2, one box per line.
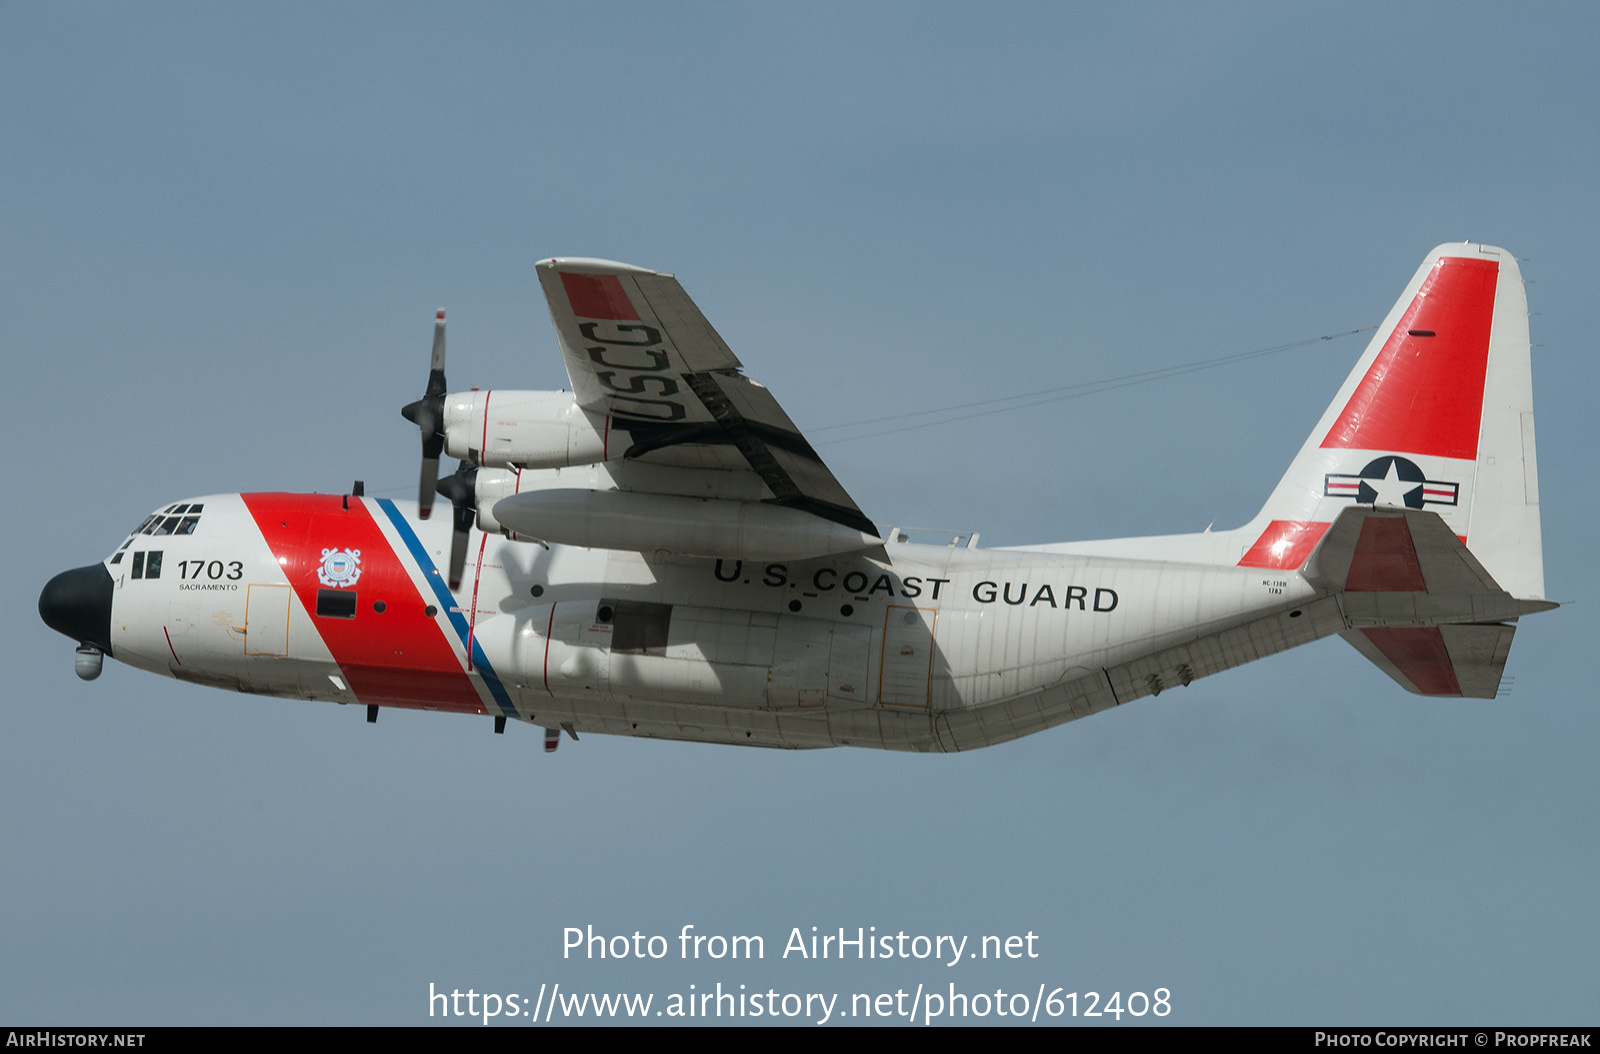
240 493 485 713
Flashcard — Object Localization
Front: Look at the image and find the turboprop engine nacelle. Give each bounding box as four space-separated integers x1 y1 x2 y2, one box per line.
493 489 884 560
469 467 523 537
443 390 625 469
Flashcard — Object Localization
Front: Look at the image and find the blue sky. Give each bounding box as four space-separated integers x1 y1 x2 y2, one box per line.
4 2 1597 1025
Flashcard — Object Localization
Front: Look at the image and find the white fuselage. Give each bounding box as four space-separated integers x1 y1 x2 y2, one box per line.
98 492 1332 751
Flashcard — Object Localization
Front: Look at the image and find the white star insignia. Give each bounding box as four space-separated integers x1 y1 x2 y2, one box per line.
1367 460 1421 508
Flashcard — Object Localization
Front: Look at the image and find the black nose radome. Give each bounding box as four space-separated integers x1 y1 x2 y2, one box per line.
39 564 114 654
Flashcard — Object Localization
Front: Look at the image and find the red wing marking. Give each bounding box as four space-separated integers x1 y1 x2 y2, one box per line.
1361 627 1461 695
1321 256 1498 460
240 493 484 713
1344 516 1427 592
560 272 640 320
1238 520 1330 569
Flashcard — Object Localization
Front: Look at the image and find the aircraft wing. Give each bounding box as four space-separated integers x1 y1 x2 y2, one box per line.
535 258 878 537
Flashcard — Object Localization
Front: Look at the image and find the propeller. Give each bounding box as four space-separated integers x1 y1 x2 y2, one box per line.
400 309 449 519
434 462 478 591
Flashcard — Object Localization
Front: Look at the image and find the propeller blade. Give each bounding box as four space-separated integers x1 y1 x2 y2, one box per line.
403 309 450 519
429 307 447 386
417 455 441 521
448 504 473 592
435 463 478 592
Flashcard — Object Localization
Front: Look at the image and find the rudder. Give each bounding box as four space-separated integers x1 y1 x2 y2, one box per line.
1239 243 1545 600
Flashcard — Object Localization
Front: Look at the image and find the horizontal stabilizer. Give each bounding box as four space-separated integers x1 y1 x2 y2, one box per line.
1305 506 1489 595
1303 507 1555 697
1339 624 1515 699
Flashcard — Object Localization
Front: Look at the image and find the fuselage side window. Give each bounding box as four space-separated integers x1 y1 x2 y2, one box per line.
316 589 357 619
607 599 673 656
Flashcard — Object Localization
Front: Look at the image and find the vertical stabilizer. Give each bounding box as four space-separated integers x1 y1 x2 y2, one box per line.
1239 244 1544 600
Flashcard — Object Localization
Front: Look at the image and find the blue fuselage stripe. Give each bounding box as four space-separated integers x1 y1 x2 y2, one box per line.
376 499 517 719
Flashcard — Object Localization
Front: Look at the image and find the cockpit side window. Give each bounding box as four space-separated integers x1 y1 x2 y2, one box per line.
131 551 163 580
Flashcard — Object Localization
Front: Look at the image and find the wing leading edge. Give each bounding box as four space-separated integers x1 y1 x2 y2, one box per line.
535 258 878 538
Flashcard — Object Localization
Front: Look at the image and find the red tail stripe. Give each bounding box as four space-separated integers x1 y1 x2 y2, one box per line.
1321 256 1498 460
1238 520 1330 569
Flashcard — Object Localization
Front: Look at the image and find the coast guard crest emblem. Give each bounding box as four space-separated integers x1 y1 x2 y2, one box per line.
318 548 362 588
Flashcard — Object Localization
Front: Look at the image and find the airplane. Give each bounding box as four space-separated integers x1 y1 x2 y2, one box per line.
38 244 1555 752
